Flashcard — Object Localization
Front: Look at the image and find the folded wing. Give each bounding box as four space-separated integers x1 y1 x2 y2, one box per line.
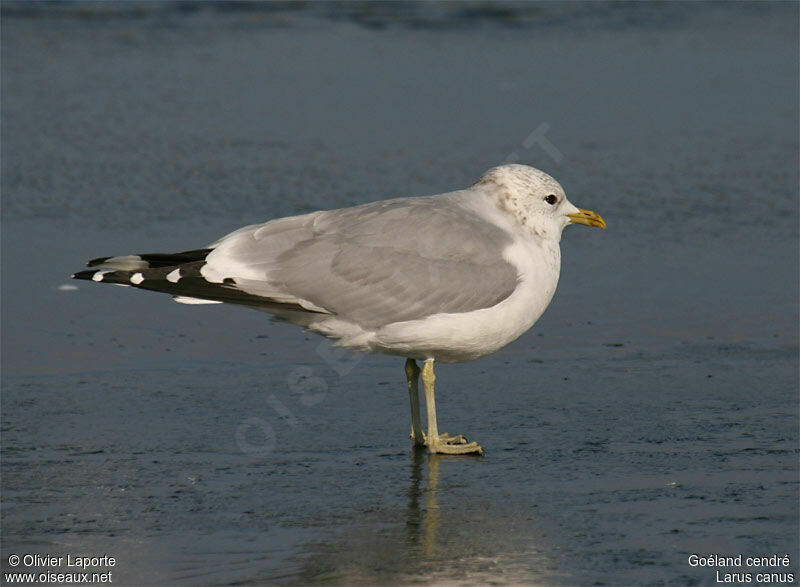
75 194 520 329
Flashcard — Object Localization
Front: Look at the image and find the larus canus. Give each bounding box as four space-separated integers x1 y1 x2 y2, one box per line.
73 164 605 455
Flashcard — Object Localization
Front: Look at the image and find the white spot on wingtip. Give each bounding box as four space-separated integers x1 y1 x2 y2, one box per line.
173 296 223 305
131 272 144 285
92 270 111 282
166 268 181 283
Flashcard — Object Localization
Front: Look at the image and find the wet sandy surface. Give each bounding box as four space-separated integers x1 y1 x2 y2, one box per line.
2 3 798 585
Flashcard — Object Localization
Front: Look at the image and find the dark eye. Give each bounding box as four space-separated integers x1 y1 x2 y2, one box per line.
544 194 558 205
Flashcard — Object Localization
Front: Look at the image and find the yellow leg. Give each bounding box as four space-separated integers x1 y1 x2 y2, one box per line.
406 359 424 446
420 359 483 455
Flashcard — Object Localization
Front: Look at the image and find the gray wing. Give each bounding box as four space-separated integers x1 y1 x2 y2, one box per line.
204 194 519 328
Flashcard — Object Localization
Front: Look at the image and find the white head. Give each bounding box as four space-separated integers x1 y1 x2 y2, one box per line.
474 164 605 241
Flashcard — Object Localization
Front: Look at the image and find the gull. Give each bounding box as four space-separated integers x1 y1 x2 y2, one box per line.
73 164 605 455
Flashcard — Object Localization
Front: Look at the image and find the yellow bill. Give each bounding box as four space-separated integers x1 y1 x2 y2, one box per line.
568 208 606 229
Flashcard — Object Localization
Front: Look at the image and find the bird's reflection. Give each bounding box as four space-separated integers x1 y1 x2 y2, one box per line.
294 448 550 584
406 448 451 558
405 448 425 544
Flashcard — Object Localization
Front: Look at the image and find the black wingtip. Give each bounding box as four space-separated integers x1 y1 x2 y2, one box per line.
72 270 96 280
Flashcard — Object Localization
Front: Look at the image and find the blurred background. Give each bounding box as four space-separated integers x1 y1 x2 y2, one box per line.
2 2 798 585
